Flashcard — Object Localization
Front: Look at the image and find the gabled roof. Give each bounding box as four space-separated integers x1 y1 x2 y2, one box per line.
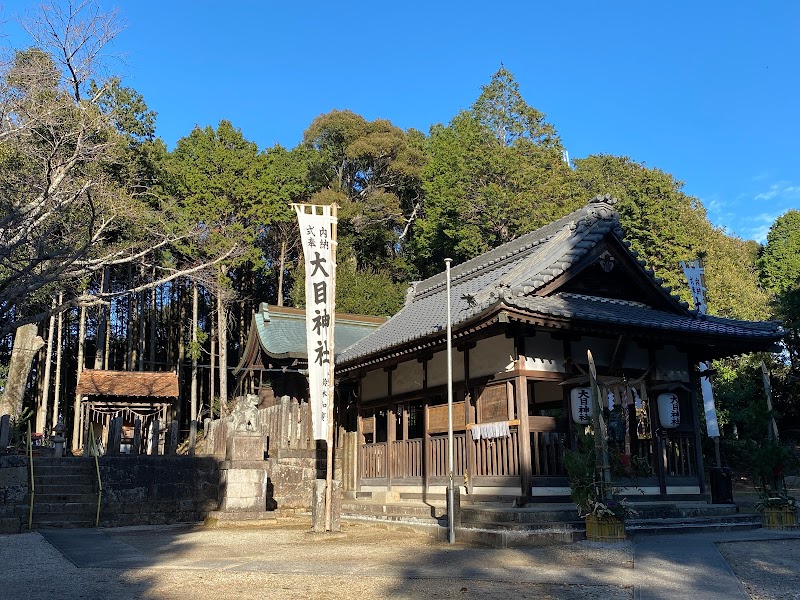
234 304 387 374
77 370 179 398
337 195 782 369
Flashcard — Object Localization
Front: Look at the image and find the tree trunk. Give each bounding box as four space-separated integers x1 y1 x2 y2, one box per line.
71 303 87 452
210 304 217 418
0 324 46 418
217 268 229 415
94 267 109 369
52 292 64 430
277 240 286 306
36 298 57 433
149 268 157 369
126 265 135 370
191 282 198 420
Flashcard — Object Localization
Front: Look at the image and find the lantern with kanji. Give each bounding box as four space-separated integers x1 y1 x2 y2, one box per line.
570 387 593 424
657 392 681 429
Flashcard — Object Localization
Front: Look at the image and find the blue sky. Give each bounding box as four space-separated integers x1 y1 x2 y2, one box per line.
2 1 798 242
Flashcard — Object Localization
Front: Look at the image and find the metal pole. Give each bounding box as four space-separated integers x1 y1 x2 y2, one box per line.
445 258 455 544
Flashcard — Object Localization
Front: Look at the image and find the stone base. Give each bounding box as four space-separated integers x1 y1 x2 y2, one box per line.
219 466 269 512
226 433 264 462
372 490 401 504
204 511 278 527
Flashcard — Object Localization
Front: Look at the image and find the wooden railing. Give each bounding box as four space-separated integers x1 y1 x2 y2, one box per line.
359 442 387 478
391 439 423 478
531 430 566 476
429 434 467 477
665 432 696 477
473 428 519 477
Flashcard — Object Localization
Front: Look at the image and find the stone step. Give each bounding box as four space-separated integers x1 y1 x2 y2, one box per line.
342 501 444 521
33 483 97 495
626 515 762 536
32 492 98 503
33 520 97 529
32 501 96 515
33 465 95 477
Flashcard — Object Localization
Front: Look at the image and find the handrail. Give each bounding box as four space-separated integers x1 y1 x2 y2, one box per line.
27 422 34 530
90 432 102 527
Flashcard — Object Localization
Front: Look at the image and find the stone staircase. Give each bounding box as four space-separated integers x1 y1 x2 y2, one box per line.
29 457 99 528
341 494 762 547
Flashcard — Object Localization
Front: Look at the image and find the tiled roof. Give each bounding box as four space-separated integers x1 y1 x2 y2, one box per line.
337 195 782 367
250 304 387 361
504 293 782 339
77 370 179 398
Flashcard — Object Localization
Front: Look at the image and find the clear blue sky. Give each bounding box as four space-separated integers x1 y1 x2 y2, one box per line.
2 1 798 243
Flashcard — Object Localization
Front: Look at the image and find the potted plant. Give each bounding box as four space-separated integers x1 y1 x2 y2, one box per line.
564 432 637 541
749 439 798 529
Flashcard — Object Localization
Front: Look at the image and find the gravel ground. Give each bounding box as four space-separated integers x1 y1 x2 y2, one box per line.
6 518 800 600
1 520 633 600
717 538 800 600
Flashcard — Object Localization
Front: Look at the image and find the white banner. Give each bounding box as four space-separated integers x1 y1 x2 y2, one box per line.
681 260 719 437
293 204 337 441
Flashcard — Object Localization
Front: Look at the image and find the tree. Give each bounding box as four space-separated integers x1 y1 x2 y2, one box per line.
413 68 576 276
0 1 228 333
302 110 426 279
759 211 800 391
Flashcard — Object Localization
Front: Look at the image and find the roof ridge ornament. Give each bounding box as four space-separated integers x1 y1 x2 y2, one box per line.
585 194 619 225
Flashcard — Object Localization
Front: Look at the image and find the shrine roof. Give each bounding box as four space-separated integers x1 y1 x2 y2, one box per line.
336 195 783 369
77 370 179 398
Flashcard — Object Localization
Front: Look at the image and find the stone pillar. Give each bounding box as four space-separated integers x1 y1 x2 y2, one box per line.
0 414 10 454
330 479 342 532
311 478 327 533
189 420 197 457
132 417 141 455
108 416 122 455
82 405 92 457
148 419 160 456
166 420 179 455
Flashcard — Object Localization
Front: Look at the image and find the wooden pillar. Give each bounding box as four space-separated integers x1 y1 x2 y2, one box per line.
648 348 667 495
516 366 533 497
421 357 430 495
690 382 706 493
463 345 475 496
386 367 394 492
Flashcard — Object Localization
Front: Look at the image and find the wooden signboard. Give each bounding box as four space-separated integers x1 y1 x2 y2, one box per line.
361 416 375 435
478 384 509 423
427 402 466 434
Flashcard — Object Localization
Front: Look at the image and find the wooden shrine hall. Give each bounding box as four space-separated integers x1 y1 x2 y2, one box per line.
76 369 179 454
334 195 783 501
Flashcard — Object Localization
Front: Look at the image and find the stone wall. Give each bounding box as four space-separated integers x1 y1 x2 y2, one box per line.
0 455 28 533
98 456 220 527
266 448 324 509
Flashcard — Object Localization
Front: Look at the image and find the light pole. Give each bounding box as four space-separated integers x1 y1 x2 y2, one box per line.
445 258 455 544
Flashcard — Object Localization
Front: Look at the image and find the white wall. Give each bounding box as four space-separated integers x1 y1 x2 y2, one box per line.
427 347 466 388
469 336 516 378
361 369 388 401
655 346 690 382
572 336 616 367
392 360 424 396
523 333 565 372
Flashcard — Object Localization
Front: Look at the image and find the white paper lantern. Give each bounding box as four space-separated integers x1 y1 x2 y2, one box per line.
657 392 681 429
570 387 593 424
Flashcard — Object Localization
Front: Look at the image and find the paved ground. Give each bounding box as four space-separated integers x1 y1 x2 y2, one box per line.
2 518 800 599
